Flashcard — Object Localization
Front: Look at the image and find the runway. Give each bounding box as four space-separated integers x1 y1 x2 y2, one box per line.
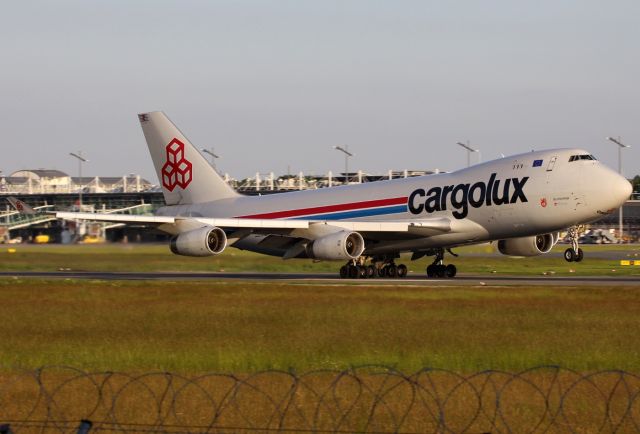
1 271 639 286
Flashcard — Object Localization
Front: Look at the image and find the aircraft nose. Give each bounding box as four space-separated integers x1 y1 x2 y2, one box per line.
612 171 632 207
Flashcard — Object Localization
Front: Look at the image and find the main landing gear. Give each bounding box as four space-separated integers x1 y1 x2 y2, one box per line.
338 249 459 279
564 226 584 262
425 248 457 278
339 256 408 279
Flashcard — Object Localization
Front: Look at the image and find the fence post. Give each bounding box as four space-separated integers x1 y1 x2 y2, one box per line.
77 420 92 434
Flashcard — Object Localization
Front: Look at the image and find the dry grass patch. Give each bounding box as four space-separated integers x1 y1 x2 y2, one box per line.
1 366 640 432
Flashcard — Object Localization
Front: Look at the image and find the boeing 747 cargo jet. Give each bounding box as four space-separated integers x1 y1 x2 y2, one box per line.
55 112 631 278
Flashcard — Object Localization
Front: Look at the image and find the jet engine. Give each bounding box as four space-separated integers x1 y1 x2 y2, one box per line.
307 231 365 261
497 234 556 257
170 226 227 257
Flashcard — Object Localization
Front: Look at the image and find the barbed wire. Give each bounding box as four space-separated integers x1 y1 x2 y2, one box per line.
1 365 640 433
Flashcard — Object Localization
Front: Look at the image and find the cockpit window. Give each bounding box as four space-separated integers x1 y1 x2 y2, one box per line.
569 154 597 162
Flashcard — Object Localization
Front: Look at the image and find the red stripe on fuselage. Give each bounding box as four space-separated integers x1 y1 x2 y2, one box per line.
236 196 408 219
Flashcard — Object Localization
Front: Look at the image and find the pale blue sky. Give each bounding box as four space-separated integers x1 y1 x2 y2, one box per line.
1 0 638 181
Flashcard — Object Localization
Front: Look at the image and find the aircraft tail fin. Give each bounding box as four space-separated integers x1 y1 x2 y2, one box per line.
7 197 37 215
138 111 239 205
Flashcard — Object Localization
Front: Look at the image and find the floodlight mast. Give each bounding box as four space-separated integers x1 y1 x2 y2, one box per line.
201 148 220 170
456 141 480 167
607 136 631 242
333 145 353 184
69 152 88 210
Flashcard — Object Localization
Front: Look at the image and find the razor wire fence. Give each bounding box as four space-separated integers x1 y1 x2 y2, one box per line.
1 365 640 433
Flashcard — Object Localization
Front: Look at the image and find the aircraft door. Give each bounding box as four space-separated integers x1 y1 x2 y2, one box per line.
546 156 557 171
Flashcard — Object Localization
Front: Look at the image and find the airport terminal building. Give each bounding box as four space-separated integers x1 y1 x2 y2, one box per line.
1 168 638 244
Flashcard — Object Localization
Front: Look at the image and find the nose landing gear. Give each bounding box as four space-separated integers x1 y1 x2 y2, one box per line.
564 226 584 262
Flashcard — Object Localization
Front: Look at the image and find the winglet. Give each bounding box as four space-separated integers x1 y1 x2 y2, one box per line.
7 197 37 215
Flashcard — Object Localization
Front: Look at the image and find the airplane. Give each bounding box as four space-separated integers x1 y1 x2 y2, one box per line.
49 111 630 279
6 197 37 215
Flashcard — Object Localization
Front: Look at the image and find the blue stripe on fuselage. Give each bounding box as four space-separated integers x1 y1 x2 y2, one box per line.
293 204 408 220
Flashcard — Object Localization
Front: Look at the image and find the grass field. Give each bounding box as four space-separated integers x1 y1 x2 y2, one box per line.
0 278 639 373
2 242 640 276
1 245 639 430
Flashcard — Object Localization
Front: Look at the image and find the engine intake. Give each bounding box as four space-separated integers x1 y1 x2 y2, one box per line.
307 231 365 261
170 226 227 257
497 234 556 257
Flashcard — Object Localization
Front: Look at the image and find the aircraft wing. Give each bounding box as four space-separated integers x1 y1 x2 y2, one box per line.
55 212 451 237
55 212 309 232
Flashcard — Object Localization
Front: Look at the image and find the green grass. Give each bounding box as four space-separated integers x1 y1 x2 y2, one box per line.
1 242 640 276
0 279 639 373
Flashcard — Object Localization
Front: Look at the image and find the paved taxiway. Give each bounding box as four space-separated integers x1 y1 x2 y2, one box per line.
1 271 639 286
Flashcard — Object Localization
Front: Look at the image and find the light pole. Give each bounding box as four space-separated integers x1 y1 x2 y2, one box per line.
333 145 353 184
69 152 88 210
607 136 631 242
201 148 219 170
456 141 480 167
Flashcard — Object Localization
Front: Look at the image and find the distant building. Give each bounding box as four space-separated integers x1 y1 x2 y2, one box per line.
1 170 153 194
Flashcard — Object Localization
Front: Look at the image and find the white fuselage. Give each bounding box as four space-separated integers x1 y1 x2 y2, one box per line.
156 148 631 256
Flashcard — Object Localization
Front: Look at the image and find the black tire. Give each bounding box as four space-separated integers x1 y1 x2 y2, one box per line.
397 264 408 278
445 264 457 278
564 248 575 262
357 265 368 279
435 265 446 278
348 265 359 279
339 265 348 279
426 264 435 278
575 248 584 262
367 265 376 278
378 267 387 278
387 264 397 278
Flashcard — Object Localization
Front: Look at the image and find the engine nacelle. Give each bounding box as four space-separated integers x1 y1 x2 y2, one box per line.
170 226 227 257
497 234 556 257
307 231 365 261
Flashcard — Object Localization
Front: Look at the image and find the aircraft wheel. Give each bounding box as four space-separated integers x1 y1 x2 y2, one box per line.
426 264 436 278
387 264 397 278
339 265 348 279
564 248 575 262
367 265 376 278
378 267 387 278
445 264 457 278
348 265 359 278
575 248 584 262
435 265 446 278
397 264 408 278
357 265 368 279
